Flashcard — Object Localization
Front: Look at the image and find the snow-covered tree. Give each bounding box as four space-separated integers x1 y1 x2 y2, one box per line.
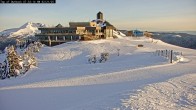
0 41 42 79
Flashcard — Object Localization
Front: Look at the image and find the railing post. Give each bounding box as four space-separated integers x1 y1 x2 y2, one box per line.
166 50 167 58
170 50 173 63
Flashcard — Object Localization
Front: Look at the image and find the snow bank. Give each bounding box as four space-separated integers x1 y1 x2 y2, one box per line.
122 73 196 110
178 56 190 63
173 55 190 63
113 30 126 39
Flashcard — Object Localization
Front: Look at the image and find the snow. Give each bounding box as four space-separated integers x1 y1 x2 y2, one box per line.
113 30 126 39
91 19 106 27
0 22 45 38
0 37 196 110
172 34 182 37
121 74 196 110
91 19 126 39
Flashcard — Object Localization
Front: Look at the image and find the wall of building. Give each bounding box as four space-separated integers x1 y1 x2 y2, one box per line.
36 24 103 46
35 12 116 46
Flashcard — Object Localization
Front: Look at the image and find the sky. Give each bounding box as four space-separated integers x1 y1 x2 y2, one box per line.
0 0 196 31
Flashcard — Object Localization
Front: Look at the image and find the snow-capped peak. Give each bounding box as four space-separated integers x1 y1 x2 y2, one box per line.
0 22 46 39
20 22 45 29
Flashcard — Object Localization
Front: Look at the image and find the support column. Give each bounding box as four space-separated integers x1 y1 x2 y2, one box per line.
48 36 51 46
56 36 58 41
63 36 65 41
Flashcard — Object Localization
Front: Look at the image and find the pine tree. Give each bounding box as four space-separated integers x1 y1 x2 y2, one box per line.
6 45 21 77
1 41 41 79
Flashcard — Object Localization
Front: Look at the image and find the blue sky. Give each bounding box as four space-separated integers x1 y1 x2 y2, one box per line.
0 0 196 31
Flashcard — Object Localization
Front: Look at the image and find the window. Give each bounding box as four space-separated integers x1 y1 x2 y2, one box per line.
72 36 79 40
44 36 48 40
50 36 56 40
58 36 64 40
65 36 71 40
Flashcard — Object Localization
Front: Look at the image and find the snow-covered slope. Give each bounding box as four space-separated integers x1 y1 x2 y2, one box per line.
0 22 45 38
0 37 196 110
122 73 196 110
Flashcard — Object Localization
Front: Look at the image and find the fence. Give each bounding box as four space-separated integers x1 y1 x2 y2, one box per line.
154 49 182 63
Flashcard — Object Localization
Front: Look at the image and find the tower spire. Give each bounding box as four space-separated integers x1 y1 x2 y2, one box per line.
97 11 103 20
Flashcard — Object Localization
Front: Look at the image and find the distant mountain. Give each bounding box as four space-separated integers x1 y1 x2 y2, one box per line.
0 22 46 50
0 22 46 39
152 32 196 49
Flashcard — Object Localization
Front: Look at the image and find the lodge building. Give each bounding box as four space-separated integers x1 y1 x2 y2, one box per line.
36 12 115 46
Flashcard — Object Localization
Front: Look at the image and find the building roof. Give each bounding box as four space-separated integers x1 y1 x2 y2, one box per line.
103 21 116 29
69 22 97 27
56 24 63 28
38 27 76 30
97 11 103 14
69 22 91 27
104 21 113 26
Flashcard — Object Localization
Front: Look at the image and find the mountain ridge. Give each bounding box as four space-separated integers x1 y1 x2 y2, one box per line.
0 22 46 39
